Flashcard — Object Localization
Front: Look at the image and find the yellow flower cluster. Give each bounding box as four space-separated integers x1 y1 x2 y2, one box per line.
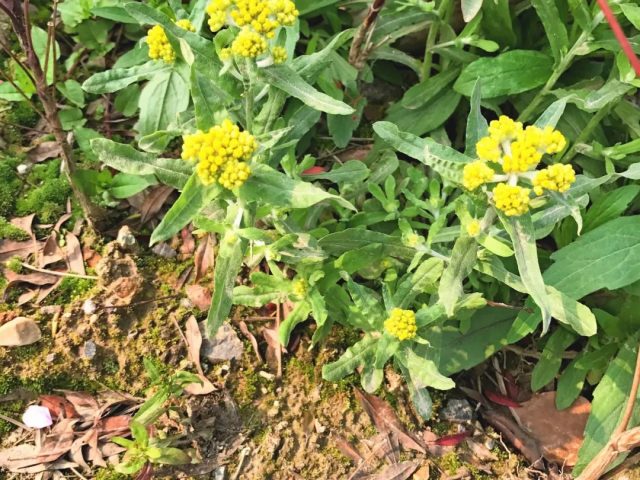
463 161 495 191
384 308 417 341
206 0 298 61
292 279 308 298
467 220 482 237
231 29 268 58
175 19 196 32
181 120 257 189
147 20 197 63
533 164 576 196
492 183 531 217
147 25 174 63
462 115 574 216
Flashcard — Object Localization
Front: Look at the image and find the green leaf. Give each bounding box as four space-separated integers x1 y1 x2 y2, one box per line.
92 6 138 23
399 347 455 390
393 258 444 309
385 89 461 137
153 447 191 465
438 237 477 316
82 61 170 94
302 161 370 184
575 337 640 474
361 364 384 393
534 98 568 128
260 65 354 115
190 62 235 130
150 174 221 245
206 231 245 337
546 216 640 299
583 185 640 233
374 334 400 369
130 421 149 447
461 0 484 22
373 122 471 183
322 335 377 381
465 79 488 157
57 79 85 107
278 300 312 346
31 26 60 85
400 68 461 110
530 0 569 64
109 173 157 199
239 164 355 210
454 50 553 98
345 276 386 326
136 68 190 137
621 3 640 30
567 0 592 31
319 229 414 260
530 327 577 391
91 138 192 189
500 214 553 334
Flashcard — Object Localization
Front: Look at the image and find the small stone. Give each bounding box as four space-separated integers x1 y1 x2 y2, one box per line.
83 340 97 359
116 226 136 249
45 353 56 363
82 299 97 315
214 467 225 480
0 317 41 347
441 398 474 423
16 164 31 175
258 371 275 381
152 242 177 258
200 322 244 363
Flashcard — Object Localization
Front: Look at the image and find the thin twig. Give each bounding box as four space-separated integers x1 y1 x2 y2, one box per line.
20 262 98 280
0 413 27 430
349 0 386 70
101 294 181 310
504 344 578 360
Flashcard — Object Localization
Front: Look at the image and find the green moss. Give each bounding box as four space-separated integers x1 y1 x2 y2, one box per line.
234 369 260 406
6 102 39 128
16 178 71 223
0 158 21 217
94 467 129 480
6 256 23 273
440 451 462 475
0 218 29 241
51 276 95 305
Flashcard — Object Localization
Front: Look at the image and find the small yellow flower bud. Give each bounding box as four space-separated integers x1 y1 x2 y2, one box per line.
533 164 576 196
384 308 417 341
492 183 531 216
467 220 482 237
463 161 495 191
146 25 175 63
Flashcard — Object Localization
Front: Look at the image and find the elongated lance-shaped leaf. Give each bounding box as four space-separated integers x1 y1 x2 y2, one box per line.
150 174 222 246
398 346 455 390
82 61 170 94
206 231 246 337
322 335 378 381
534 97 568 128
465 79 488 157
260 65 355 115
530 0 569 64
438 236 477 316
278 301 312 346
500 213 553 334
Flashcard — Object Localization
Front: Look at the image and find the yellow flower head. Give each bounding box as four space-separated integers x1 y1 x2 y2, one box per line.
175 19 196 32
384 308 417 341
272 46 287 64
476 136 501 162
533 164 576 196
292 279 308 298
467 220 482 238
270 0 299 26
538 126 567 154
463 160 495 191
220 47 232 61
146 25 175 63
488 115 523 144
231 28 268 58
492 183 531 216
206 0 232 32
502 140 542 173
182 119 257 189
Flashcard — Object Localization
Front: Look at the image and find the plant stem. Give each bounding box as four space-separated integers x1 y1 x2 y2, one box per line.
20 262 98 280
421 0 450 81
244 59 255 132
562 104 612 163
518 13 603 123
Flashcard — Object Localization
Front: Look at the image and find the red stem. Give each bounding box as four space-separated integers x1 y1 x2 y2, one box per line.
597 0 640 76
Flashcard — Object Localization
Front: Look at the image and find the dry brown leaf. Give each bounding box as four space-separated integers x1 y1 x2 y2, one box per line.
517 391 590 466
0 239 40 262
11 214 35 239
35 279 63 304
332 434 363 464
336 145 373 163
39 395 78 420
0 444 44 472
40 232 65 268
238 321 263 363
53 213 72 233
194 234 214 282
185 284 212 311
60 391 99 422
139 186 174 225
355 389 426 454
97 415 131 439
365 461 417 480
183 316 215 395
180 227 195 255
36 418 78 463
64 233 85 275
28 141 63 163
18 290 37 305
465 438 498 462
82 246 102 269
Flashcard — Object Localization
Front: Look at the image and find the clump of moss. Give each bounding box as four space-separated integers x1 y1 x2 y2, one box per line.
94 468 128 480
6 102 39 128
51 276 95 305
0 158 21 217
14 159 71 223
0 217 29 241
5 256 23 273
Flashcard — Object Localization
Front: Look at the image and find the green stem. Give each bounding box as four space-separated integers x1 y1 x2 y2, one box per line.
421 0 451 81
562 104 611 163
243 59 256 132
518 13 603 123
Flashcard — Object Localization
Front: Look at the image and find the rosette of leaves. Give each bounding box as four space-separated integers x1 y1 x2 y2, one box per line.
321 260 489 419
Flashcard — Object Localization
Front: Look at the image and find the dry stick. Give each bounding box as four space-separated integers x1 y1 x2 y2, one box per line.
20 262 98 280
576 342 640 480
348 0 386 70
0 413 27 430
